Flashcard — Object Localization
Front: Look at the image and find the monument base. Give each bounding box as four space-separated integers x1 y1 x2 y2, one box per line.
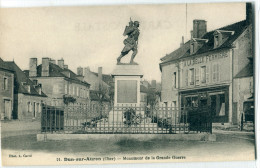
112 64 143 107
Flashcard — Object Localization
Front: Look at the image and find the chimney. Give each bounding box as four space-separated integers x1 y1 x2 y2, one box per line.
84 67 90 76
58 59 64 69
29 58 37 77
190 30 193 39
151 80 156 89
246 3 253 25
180 36 184 47
64 65 68 69
77 67 83 76
41 57 49 77
49 59 56 64
193 20 207 38
98 67 102 87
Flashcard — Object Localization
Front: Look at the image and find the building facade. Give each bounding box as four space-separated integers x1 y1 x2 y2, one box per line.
160 5 253 125
3 60 47 120
0 58 14 120
27 58 90 107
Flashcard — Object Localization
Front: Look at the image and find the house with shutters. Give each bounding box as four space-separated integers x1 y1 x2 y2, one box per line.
1 59 47 120
0 58 14 120
26 58 90 107
160 4 253 126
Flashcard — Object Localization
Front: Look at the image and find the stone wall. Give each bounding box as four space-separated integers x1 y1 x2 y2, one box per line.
0 70 14 120
17 93 46 121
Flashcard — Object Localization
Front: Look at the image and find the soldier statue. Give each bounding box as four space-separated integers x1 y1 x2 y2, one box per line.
117 19 140 64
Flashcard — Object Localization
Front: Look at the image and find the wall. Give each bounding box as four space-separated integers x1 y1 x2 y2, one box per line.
0 70 14 119
33 77 90 106
161 63 179 105
0 70 14 120
233 25 252 77
233 76 253 123
179 49 232 89
17 93 46 120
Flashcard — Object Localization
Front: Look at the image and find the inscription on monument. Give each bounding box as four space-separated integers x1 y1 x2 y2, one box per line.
117 80 137 103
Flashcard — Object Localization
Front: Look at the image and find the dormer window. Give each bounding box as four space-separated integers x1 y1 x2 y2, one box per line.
27 85 31 93
214 30 235 48
190 38 208 55
214 35 219 47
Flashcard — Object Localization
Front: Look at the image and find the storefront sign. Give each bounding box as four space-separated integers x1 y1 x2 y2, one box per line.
183 51 229 67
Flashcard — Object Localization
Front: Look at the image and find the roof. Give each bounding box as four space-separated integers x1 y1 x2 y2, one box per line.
92 72 113 86
234 62 253 78
140 85 148 93
34 62 90 86
0 58 14 72
4 61 47 97
160 20 249 65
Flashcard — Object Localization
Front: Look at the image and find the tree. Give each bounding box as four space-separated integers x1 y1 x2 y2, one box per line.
147 87 160 109
63 95 76 105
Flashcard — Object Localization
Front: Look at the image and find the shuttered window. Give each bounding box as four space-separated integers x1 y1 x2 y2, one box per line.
206 65 210 83
185 70 188 86
189 68 195 85
195 67 200 85
201 66 206 83
213 63 220 82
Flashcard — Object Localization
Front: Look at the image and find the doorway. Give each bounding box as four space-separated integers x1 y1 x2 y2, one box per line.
4 100 11 120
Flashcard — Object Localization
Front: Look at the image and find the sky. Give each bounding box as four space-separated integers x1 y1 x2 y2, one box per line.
0 2 246 82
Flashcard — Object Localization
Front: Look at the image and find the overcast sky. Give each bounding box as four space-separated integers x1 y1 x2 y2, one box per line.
0 2 246 82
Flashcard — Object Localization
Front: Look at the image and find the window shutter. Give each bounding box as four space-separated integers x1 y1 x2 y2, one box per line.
217 64 220 81
185 70 188 86
195 67 200 85
206 66 210 83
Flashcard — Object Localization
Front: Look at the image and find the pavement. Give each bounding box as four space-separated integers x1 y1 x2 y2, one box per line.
1 120 41 138
0 120 256 165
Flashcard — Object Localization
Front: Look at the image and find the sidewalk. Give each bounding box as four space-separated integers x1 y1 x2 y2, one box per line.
212 128 255 135
0 120 41 138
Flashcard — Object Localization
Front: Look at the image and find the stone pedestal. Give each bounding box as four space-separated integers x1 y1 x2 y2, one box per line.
112 64 143 106
109 64 143 124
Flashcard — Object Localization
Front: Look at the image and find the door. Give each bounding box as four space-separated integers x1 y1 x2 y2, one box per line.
4 100 11 120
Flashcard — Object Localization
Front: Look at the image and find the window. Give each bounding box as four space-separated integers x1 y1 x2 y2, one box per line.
172 72 177 88
201 66 206 83
172 101 176 108
190 43 195 54
213 64 220 82
214 35 219 47
64 84 67 94
77 87 79 96
185 96 198 107
27 102 30 112
3 77 8 90
189 68 195 85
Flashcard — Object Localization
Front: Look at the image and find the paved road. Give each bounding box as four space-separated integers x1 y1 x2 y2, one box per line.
1 121 255 165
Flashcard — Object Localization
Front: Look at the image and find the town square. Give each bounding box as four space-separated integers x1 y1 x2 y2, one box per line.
0 2 256 167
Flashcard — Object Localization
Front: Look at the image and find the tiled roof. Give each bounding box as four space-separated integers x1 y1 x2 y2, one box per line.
35 63 90 86
5 61 47 97
160 20 249 64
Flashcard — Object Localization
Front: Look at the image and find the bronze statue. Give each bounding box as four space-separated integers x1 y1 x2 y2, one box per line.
117 18 140 64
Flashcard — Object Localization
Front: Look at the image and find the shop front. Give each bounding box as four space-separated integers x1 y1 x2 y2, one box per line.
180 85 229 123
